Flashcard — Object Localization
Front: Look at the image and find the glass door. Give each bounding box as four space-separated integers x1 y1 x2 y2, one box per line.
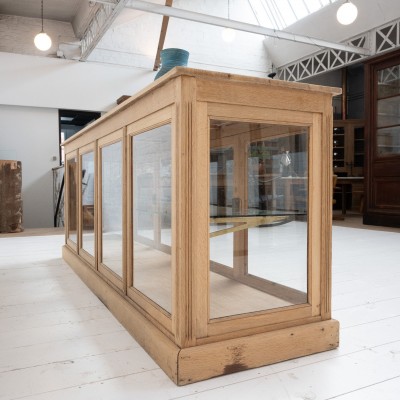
209 120 309 319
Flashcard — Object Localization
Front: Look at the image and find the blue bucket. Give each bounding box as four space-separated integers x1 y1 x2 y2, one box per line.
154 48 189 80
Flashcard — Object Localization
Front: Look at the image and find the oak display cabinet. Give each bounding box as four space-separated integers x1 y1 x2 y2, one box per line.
62 68 341 385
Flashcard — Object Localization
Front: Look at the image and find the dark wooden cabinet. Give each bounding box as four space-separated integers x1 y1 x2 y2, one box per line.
364 49 400 227
333 120 364 212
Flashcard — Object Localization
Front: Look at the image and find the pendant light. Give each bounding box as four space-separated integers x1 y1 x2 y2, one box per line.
222 0 236 43
336 0 358 25
34 0 52 51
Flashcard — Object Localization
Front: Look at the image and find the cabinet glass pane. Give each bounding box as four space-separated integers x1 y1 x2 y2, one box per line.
377 126 400 156
377 97 400 128
210 147 234 268
209 120 308 319
378 65 400 98
67 156 78 243
133 124 172 314
101 141 123 277
81 151 95 256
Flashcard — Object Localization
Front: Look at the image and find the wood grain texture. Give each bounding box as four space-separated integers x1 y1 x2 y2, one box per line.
177 319 339 385
0 160 23 233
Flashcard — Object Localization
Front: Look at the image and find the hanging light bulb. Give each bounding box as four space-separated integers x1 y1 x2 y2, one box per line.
336 1 358 25
34 0 52 51
222 0 236 43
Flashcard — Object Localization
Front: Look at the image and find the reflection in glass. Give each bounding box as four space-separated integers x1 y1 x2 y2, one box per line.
209 120 308 319
377 65 400 156
101 141 123 277
377 98 400 128
378 65 400 99
210 147 234 268
67 157 78 244
133 124 172 313
377 126 400 156
81 151 95 256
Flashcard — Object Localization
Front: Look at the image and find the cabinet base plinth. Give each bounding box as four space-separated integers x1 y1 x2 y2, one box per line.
63 245 339 386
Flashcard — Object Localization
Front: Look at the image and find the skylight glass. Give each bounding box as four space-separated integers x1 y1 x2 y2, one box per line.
248 0 339 30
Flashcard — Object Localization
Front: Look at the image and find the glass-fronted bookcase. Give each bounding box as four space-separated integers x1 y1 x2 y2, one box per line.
62 68 340 385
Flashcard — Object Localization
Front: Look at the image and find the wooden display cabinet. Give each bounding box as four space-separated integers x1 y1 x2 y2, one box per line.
333 119 365 212
333 119 364 176
62 68 341 385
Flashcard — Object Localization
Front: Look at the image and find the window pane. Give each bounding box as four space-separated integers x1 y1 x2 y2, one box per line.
377 126 400 156
210 147 234 268
101 141 123 277
67 157 78 244
378 66 400 98
209 120 308 319
133 124 172 314
81 151 95 257
377 97 400 128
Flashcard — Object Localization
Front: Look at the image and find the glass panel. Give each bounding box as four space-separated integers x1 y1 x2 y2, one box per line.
377 97 400 128
251 0 338 30
377 126 400 156
101 141 123 277
133 124 172 314
81 151 95 257
67 156 78 244
377 65 400 98
210 120 308 319
210 147 234 268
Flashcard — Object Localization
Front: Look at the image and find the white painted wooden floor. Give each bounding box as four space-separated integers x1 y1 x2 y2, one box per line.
1 219 400 400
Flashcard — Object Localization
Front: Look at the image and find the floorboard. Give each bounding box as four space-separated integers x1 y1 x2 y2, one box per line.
0 221 399 399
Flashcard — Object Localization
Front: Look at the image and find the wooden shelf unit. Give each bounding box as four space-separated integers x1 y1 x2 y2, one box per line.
333 119 364 212
62 67 340 385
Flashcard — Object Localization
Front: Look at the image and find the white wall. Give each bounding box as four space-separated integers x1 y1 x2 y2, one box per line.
0 52 155 111
0 105 59 229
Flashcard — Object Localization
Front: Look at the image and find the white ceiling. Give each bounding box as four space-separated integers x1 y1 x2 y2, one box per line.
0 0 83 22
1 0 400 71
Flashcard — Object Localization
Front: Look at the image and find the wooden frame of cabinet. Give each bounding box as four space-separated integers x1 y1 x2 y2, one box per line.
62 68 340 385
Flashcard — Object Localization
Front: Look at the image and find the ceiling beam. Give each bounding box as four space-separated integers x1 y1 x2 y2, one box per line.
153 0 173 71
121 0 371 56
80 0 129 61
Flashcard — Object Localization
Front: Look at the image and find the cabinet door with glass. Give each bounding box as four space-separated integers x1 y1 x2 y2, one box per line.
66 152 78 251
79 145 96 265
365 50 400 227
98 130 125 289
209 121 309 321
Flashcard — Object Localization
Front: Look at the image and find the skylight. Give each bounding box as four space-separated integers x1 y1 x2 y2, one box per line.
248 0 339 30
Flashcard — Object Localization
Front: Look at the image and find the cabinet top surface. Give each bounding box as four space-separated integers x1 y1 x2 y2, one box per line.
63 67 341 146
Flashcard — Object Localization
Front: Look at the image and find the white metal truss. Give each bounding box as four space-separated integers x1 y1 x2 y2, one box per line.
278 18 400 81
80 0 129 61
378 65 400 85
94 0 369 56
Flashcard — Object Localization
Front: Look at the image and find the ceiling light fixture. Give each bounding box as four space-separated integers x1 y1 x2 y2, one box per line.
34 0 52 51
222 0 235 43
336 0 358 25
